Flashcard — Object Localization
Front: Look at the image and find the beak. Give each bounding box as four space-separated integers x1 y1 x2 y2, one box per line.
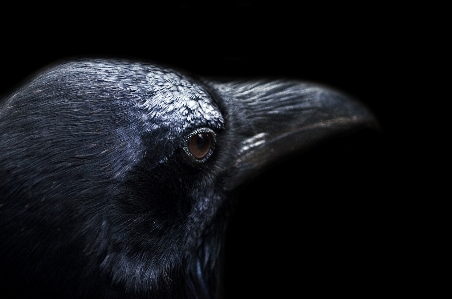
204 78 379 190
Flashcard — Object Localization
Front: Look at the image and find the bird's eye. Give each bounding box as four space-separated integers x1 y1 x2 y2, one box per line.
182 128 216 163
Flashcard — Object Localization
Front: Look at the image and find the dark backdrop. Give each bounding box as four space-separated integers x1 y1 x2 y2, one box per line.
1 3 413 297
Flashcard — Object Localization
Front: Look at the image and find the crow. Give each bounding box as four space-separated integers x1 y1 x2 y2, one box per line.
0 58 377 299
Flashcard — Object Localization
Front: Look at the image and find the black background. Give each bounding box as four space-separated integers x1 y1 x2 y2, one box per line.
1 2 423 297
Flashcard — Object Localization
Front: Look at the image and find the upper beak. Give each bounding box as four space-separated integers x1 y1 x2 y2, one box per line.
204 78 379 191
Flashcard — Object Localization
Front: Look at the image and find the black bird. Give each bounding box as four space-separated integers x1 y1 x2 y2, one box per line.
0 58 377 299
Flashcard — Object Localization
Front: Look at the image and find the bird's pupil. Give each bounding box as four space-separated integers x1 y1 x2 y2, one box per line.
197 134 208 148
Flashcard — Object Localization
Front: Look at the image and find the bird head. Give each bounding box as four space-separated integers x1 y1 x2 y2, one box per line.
0 58 378 298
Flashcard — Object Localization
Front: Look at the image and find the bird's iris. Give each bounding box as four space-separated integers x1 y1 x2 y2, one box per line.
182 128 216 163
